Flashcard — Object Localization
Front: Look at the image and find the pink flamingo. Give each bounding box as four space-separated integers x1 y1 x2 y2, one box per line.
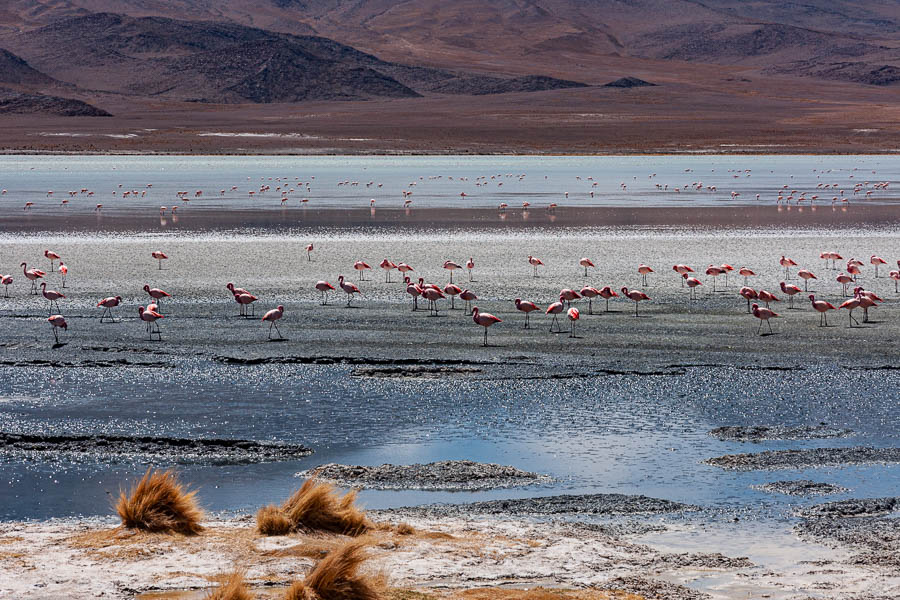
58 262 67 287
514 297 540 328
40 282 64 314
797 269 817 291
780 255 797 278
870 255 887 277
757 289 779 308
739 287 758 313
422 286 445 316
444 283 462 309
567 307 580 338
597 286 618 312
21 262 45 295
139 305 164 340
44 250 61 272
338 275 361 306
226 282 251 296
779 281 802 308
705 265 725 292
637 263 654 287
546 295 565 332
847 263 862 282
527 255 544 277
151 250 168 270
673 264 693 286
683 274 702 300
443 260 462 283
404 276 421 311
579 258 595 277
621 287 650 316
460 289 477 314
261 305 284 339
809 295 836 326
890 269 900 293
580 286 600 314
751 303 779 334
235 292 258 317
48 314 67 343
353 261 371 281
839 296 861 327
472 307 501 346
397 263 414 276
559 288 581 308
143 284 171 305
720 263 734 286
1 274 11 297
466 257 475 281
854 287 881 323
97 295 122 322
315 280 335 305
380 259 397 283
738 267 756 286
836 272 853 296
306 244 314 261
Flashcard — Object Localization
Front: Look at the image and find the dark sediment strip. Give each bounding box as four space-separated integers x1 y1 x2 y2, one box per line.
752 480 849 496
709 425 853 442
299 460 550 491
392 493 697 517
704 447 900 470
0 432 312 464
796 497 900 562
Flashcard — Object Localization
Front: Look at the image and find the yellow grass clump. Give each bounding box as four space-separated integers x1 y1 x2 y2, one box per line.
284 539 384 600
257 478 372 536
205 571 253 600
116 468 204 535
395 523 415 536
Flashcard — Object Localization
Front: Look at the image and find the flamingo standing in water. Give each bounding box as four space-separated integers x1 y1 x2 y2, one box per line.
514 297 540 328
738 267 756 286
472 307 501 346
58 262 68 287
889 269 900 293
757 289 779 308
405 276 421 311
720 264 734 287
621 287 650 316
151 250 168 270
39 283 66 315
559 288 581 308
338 275 361 306
673 264 693 286
315 280 335 305
638 264 653 287
21 263 45 294
306 244 314 261
443 260 462 283
809 295 836 326
380 259 397 283
546 295 565 332
143 284 171 305
797 269 817 291
854 287 881 323
353 261 371 281
751 303 779 334
597 286 618 312
839 296 861 327
466 257 475 281
567 307 580 338
48 314 67 343
871 255 887 277
97 295 122 322
705 265 725 292
444 284 462 309
779 281 802 308
739 287 758 313
234 292 258 317
683 274 702 300
579 257 595 277
580 286 600 314
528 255 544 277
1 274 12 297
261 305 284 339
460 289 477 314
780 255 798 279
139 305 164 340
422 286 445 316
44 250 61 272
836 272 853 296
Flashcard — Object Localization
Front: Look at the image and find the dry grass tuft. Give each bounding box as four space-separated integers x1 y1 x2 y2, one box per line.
284 539 384 600
395 523 415 536
258 478 372 536
205 571 253 600
116 468 204 535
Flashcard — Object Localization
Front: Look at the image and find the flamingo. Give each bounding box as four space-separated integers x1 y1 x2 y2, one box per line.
315 280 335 305
97 295 122 322
139 305 164 340
621 287 650 316
1 274 12 297
527 255 544 277
847 263 862 282
683 274 702 300
597 286 618 312
353 261 371 281
234 292 258 317
809 295 836 326
405 276 421 311
151 250 168 270
380 259 397 283
559 288 581 308
143 284 171 304
261 305 284 339
779 281 802 309
21 263 45 295
580 286 600 314
673 264 693 286
567 307 580 338
443 260 462 283
546 295 565 332
889 269 900 293
58 262 67 288
720 264 734 287
705 265 725 292
338 275 361 306
48 314 67 343
751 303 779 334
836 272 853 296
780 255 798 279
472 307 501 346
226 282 251 296
738 267 756 286
797 269 817 291
306 243 314 261
854 287 881 323
466 257 475 281
871 255 887 278
637 264 654 287
422 286 445 316
579 257 595 277
444 284 462 309
460 289 477 314
757 289 779 308
839 296 861 327
739 287 758 313
397 263 414 276
44 250 61 272
514 297 540 328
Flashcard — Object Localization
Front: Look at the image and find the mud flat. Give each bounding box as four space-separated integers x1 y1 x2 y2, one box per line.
752 480 849 496
0 432 313 464
704 447 900 470
709 425 853 442
298 460 550 491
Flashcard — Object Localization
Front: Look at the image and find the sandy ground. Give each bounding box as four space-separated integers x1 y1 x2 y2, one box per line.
1 511 897 600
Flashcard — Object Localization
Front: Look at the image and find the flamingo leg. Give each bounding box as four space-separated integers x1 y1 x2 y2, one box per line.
52 326 58 343
524 313 529 329
483 327 488 346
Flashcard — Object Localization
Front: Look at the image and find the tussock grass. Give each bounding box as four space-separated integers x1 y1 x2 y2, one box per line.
257 478 372 536
395 523 415 536
116 468 204 535
205 571 252 600
284 539 384 600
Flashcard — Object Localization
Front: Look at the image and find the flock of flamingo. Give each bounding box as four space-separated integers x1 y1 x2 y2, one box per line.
2 246 897 346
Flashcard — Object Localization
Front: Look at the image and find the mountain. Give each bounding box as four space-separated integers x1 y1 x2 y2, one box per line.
0 87 110 116
0 47 54 85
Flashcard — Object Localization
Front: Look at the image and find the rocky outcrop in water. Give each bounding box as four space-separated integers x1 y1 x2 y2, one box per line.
705 447 900 470
709 424 852 441
393 493 697 517
753 480 849 496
